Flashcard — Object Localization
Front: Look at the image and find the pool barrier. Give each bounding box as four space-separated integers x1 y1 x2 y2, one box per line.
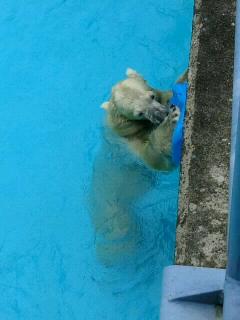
160 0 240 319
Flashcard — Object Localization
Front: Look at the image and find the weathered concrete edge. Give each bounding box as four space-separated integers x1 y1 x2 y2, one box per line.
175 0 235 268
175 0 202 264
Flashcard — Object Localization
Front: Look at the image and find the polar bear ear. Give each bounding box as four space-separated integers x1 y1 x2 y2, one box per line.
101 101 110 110
126 68 141 78
126 68 146 83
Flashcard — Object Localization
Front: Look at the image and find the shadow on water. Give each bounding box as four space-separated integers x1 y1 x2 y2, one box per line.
87 125 179 292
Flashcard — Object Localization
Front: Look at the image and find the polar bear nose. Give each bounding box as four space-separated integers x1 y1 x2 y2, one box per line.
170 104 177 111
145 104 169 124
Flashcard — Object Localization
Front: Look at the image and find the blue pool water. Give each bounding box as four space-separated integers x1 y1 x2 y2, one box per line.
0 1 193 319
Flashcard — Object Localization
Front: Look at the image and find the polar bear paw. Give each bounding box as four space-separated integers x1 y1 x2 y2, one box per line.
169 105 180 124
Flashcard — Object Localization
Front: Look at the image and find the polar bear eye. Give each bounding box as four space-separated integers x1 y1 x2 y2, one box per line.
150 94 155 100
137 112 144 119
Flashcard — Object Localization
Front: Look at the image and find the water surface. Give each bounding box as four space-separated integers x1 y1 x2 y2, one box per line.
0 1 193 319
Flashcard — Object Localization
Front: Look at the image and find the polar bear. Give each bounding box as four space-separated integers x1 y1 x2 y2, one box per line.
101 68 182 171
88 69 186 268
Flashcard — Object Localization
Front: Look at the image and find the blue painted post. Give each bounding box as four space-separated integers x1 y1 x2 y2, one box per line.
223 102 240 319
223 0 240 318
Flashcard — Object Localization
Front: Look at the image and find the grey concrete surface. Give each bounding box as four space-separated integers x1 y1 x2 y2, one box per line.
176 0 236 268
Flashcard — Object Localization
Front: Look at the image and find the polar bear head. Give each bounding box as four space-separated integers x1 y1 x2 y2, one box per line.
101 68 170 125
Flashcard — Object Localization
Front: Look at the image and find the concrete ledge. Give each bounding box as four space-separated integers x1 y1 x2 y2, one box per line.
176 0 236 268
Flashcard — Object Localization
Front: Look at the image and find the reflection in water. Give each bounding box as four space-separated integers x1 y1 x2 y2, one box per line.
88 126 179 292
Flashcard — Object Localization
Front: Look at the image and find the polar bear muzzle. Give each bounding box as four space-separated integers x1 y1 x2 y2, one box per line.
144 103 169 124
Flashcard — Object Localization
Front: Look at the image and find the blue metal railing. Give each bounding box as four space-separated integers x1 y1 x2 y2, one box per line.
226 0 240 280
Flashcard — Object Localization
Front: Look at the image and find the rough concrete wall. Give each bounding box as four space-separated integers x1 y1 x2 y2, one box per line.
176 0 236 268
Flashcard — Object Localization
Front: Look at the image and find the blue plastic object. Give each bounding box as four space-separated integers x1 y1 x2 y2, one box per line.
170 82 188 165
